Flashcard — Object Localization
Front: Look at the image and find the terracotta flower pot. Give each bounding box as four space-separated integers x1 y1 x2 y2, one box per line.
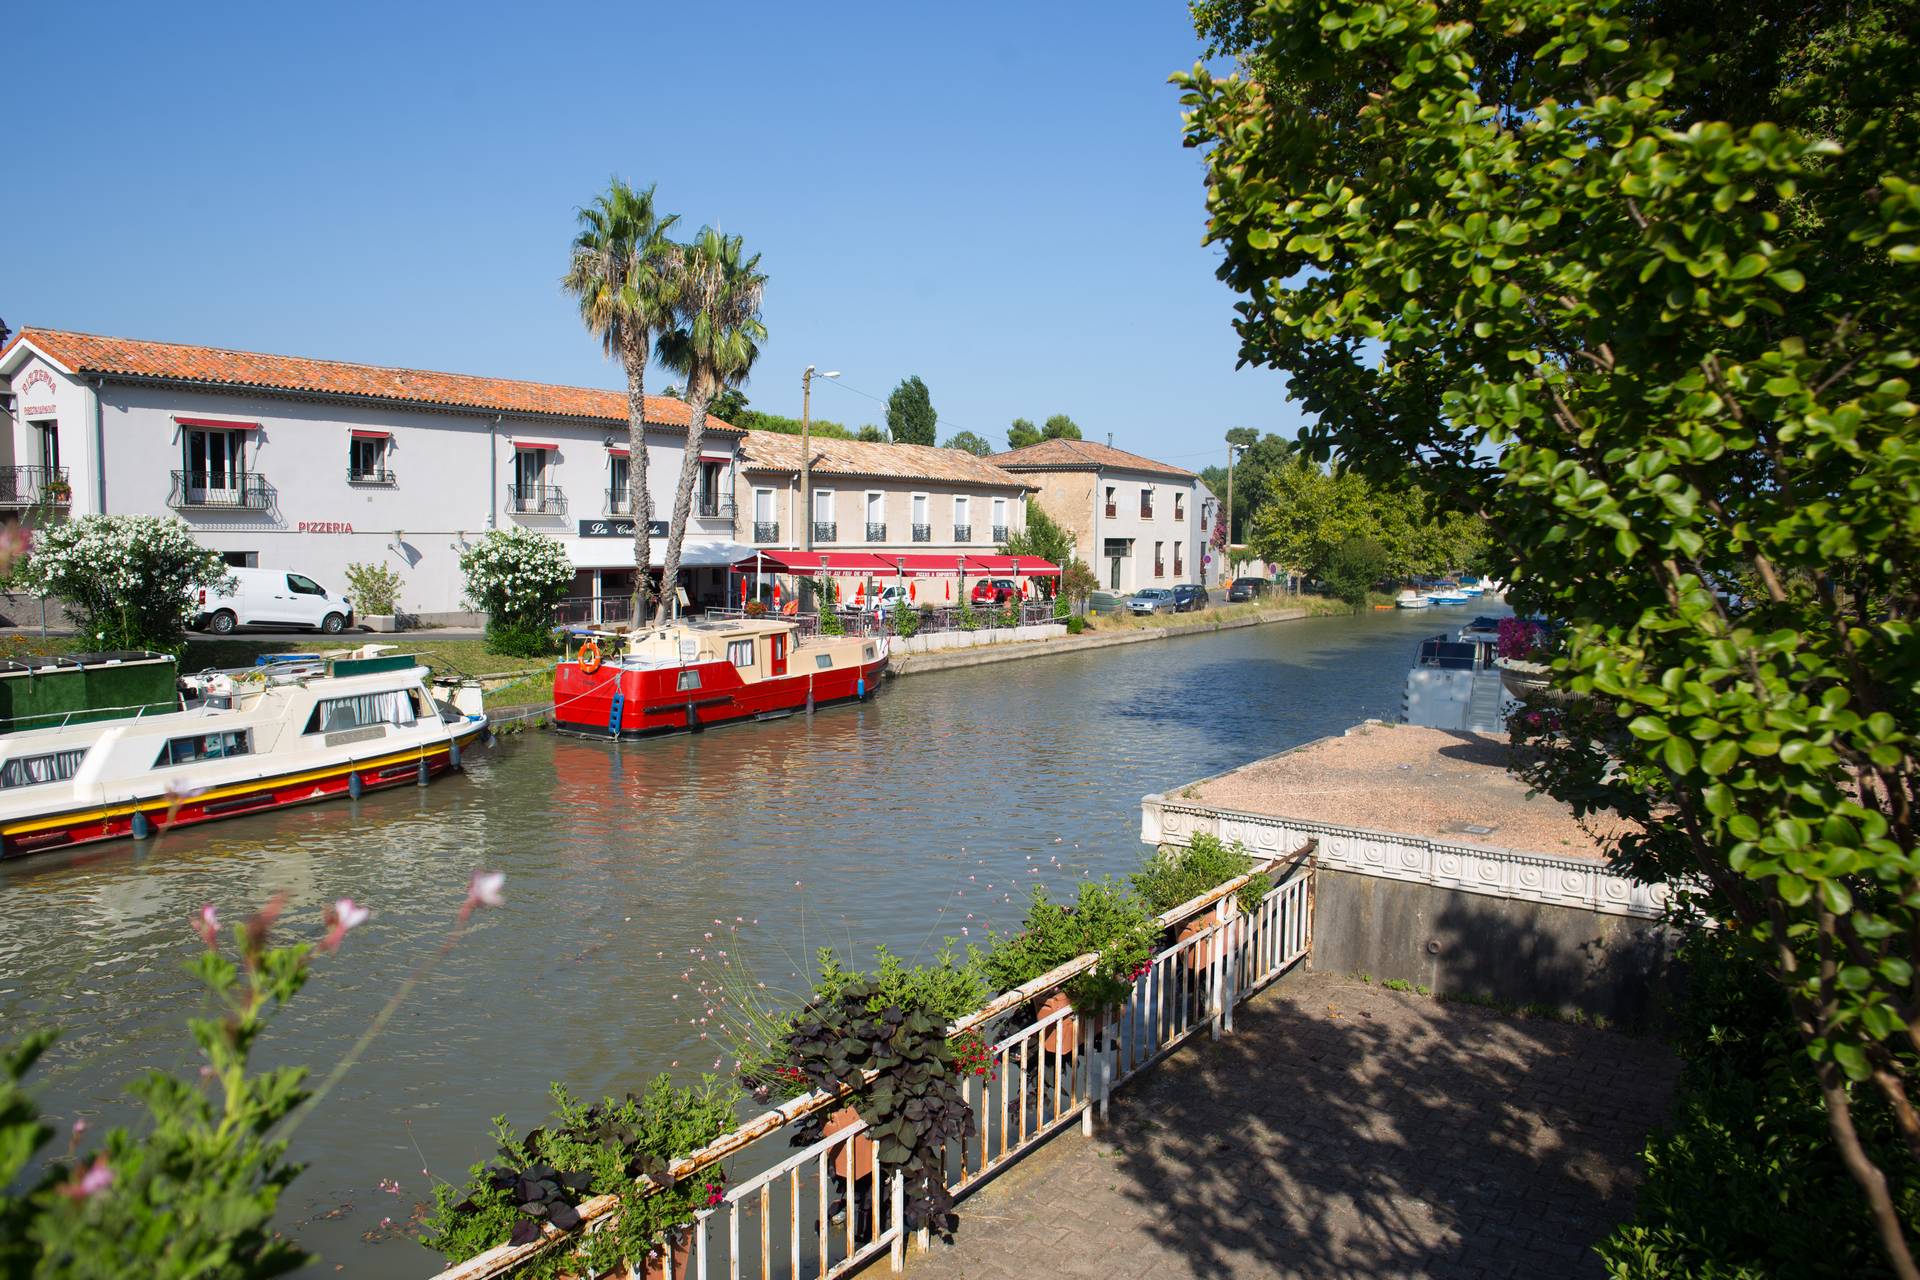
558 1228 691 1280
1178 905 1223 969
1035 987 1080 1054
823 1104 877 1180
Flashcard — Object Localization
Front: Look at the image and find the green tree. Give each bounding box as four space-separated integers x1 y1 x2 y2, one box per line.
943 431 993 456
709 385 750 423
11 515 226 653
1041 414 1081 440
1001 502 1073 567
1202 430 1296 544
657 228 767 622
885 376 937 445
1321 536 1388 607
1006 417 1041 450
1181 0 1920 1268
856 424 886 443
739 410 856 440
563 179 679 621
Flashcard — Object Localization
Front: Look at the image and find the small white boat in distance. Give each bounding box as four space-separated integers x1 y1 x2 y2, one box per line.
1426 589 1471 605
1396 590 1432 609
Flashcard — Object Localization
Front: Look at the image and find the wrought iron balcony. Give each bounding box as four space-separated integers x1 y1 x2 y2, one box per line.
606 488 633 515
952 523 972 542
168 470 273 511
507 484 567 515
812 520 837 543
865 522 887 542
348 467 397 486
0 465 71 508
754 520 780 542
1140 500 1154 519
1105 502 1118 518
698 495 737 520
912 523 931 543
991 524 1008 543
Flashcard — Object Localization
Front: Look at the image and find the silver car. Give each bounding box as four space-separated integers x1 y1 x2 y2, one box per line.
1127 588 1176 616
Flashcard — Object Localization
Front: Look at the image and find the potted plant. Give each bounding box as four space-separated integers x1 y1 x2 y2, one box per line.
345 561 405 633
421 1074 739 1279
39 476 71 505
1132 833 1270 969
980 879 1158 1052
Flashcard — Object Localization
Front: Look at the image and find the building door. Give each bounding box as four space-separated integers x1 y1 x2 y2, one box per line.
514 449 546 508
769 631 788 677
1110 555 1121 590
184 428 244 504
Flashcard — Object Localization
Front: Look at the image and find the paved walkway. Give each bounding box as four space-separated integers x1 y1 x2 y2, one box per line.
902 972 1675 1280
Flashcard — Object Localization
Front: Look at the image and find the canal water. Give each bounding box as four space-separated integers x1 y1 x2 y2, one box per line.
0 607 1470 1276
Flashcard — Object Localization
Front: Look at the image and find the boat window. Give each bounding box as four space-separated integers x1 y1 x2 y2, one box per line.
0 748 86 789
304 689 419 734
864 644 875 660
154 730 251 768
677 670 702 692
814 653 833 670
727 639 754 668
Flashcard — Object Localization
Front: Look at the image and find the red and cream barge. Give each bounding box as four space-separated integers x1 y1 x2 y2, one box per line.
0 648 489 860
551 617 888 739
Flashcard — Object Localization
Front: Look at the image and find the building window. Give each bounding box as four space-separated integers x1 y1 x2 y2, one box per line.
0 748 87 789
1154 541 1165 576
991 497 1008 542
698 459 730 518
1173 541 1184 577
865 491 885 541
608 454 631 514
304 690 420 734
1140 488 1154 519
180 426 250 504
348 433 393 484
155 730 251 768
753 488 778 542
1105 486 1117 518
221 551 259 568
32 421 59 474
812 489 836 543
1174 494 1185 522
727 639 754 667
953 496 971 542
510 447 565 514
911 493 930 542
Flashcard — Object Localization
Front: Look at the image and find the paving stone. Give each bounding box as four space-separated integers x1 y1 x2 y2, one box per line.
884 971 1675 1280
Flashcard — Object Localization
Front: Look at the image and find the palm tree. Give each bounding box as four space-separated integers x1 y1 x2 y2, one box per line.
562 180 679 621
656 228 767 622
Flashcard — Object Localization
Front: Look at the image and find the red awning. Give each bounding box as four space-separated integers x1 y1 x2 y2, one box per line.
606 445 630 457
349 429 391 440
729 551 897 575
871 554 977 577
514 439 560 451
1008 556 1062 577
700 454 732 464
174 416 261 431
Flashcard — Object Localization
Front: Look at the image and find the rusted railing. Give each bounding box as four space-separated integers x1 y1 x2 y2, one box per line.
430 848 1314 1280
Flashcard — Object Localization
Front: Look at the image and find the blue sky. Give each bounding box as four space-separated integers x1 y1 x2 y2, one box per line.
7 0 1304 467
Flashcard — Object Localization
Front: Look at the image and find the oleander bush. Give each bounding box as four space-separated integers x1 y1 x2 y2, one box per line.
10 514 228 654
459 527 572 655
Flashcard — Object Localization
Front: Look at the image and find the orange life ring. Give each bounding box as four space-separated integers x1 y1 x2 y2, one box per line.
578 640 603 674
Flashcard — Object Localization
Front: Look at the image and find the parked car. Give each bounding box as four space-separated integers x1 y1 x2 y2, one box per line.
1088 590 1125 615
1127 588 1176 616
194 568 355 634
1171 584 1209 613
970 578 1020 606
1227 577 1271 603
850 585 913 615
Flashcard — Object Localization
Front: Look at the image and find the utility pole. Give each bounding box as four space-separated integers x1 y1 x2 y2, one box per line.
1225 441 1246 576
801 366 816 553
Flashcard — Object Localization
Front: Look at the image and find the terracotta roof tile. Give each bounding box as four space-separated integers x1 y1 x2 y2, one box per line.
990 438 1196 479
737 430 1030 489
3 328 736 433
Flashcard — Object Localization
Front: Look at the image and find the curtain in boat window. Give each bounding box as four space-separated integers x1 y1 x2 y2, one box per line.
0 748 87 789
305 690 418 734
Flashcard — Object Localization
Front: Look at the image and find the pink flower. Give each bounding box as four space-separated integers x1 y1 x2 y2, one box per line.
191 904 219 948
60 1155 113 1200
321 898 370 952
458 870 506 922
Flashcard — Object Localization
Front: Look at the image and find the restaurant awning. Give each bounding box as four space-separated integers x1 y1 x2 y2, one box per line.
349 428 392 440
727 551 897 575
513 439 560 451
967 555 1061 577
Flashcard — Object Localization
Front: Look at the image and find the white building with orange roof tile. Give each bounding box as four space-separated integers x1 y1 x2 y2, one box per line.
0 327 750 622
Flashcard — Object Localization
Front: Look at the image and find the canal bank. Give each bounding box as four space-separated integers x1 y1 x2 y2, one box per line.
0 607 1474 1278
888 605 1310 677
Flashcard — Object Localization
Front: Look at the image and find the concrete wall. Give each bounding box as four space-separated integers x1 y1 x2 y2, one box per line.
1310 867 1677 1024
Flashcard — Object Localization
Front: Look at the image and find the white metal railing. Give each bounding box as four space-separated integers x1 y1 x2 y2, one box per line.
430 848 1313 1280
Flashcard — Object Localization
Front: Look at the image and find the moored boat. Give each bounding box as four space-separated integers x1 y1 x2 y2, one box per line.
551 618 887 739
0 647 487 860
1395 591 1432 609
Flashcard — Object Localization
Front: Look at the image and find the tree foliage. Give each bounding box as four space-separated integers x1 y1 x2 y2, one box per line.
1000 502 1074 568
943 431 994 456
12 515 228 654
1180 0 1920 1266
885 376 938 446
1006 415 1082 450
1199 430 1294 543
1248 456 1485 582
856 425 887 443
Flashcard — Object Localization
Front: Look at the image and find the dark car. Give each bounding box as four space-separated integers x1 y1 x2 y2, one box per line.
1171 584 1209 612
1227 577 1270 603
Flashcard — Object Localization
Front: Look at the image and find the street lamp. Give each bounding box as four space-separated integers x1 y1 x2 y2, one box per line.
800 366 840 557
1225 441 1249 572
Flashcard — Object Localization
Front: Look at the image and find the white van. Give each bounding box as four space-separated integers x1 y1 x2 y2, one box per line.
193 569 355 635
